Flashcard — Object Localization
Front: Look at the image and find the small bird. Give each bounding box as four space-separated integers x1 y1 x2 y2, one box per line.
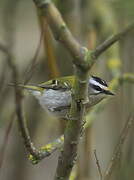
10 75 114 118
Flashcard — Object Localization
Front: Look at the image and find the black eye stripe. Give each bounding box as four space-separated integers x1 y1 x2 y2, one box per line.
90 84 102 91
91 76 108 87
52 79 58 85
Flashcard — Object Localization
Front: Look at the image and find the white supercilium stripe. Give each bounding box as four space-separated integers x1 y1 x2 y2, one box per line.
89 78 107 89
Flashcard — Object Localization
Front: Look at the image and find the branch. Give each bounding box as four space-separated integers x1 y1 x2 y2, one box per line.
0 114 14 171
0 43 10 56
28 73 134 165
120 73 134 84
55 72 88 180
39 16 60 78
94 149 103 180
33 0 89 70
103 115 134 180
0 61 8 100
0 41 64 164
32 1 90 179
33 0 134 70
23 29 43 84
91 22 134 59
0 43 56 163
32 1 134 179
29 135 64 164
2 44 41 159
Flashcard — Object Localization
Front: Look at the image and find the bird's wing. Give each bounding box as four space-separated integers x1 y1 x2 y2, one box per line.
52 105 70 112
38 75 75 90
9 76 75 91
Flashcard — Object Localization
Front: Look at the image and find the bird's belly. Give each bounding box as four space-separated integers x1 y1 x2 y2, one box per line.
32 89 106 118
38 89 71 116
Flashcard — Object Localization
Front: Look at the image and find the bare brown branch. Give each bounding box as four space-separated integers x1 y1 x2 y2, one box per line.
94 149 103 180
0 42 63 165
39 16 60 78
0 114 14 171
0 43 10 56
103 115 134 180
29 135 64 164
33 0 89 70
91 22 134 59
23 30 43 84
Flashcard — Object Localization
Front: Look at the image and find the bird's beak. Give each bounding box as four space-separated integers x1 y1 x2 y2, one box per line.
103 86 115 96
105 89 115 96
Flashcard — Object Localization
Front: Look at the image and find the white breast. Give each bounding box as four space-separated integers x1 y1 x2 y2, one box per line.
31 88 106 118
32 89 71 113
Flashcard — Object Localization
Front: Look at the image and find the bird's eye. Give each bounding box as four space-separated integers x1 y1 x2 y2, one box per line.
91 84 102 92
52 79 58 85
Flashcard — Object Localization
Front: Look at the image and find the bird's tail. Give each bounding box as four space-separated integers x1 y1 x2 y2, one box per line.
8 83 42 91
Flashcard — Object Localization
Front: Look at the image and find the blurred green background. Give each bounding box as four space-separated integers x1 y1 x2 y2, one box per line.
0 0 134 180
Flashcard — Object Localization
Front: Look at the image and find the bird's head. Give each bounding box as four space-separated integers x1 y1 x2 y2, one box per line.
87 75 114 107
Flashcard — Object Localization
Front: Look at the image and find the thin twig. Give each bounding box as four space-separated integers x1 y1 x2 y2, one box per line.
0 61 8 98
33 0 89 70
94 149 103 180
2 39 41 160
1 34 43 161
0 42 63 164
0 114 15 171
0 43 10 56
103 115 134 180
29 135 64 164
39 16 60 78
23 29 43 84
92 22 134 59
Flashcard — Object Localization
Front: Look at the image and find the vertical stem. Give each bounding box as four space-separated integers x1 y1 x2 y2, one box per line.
55 68 89 180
